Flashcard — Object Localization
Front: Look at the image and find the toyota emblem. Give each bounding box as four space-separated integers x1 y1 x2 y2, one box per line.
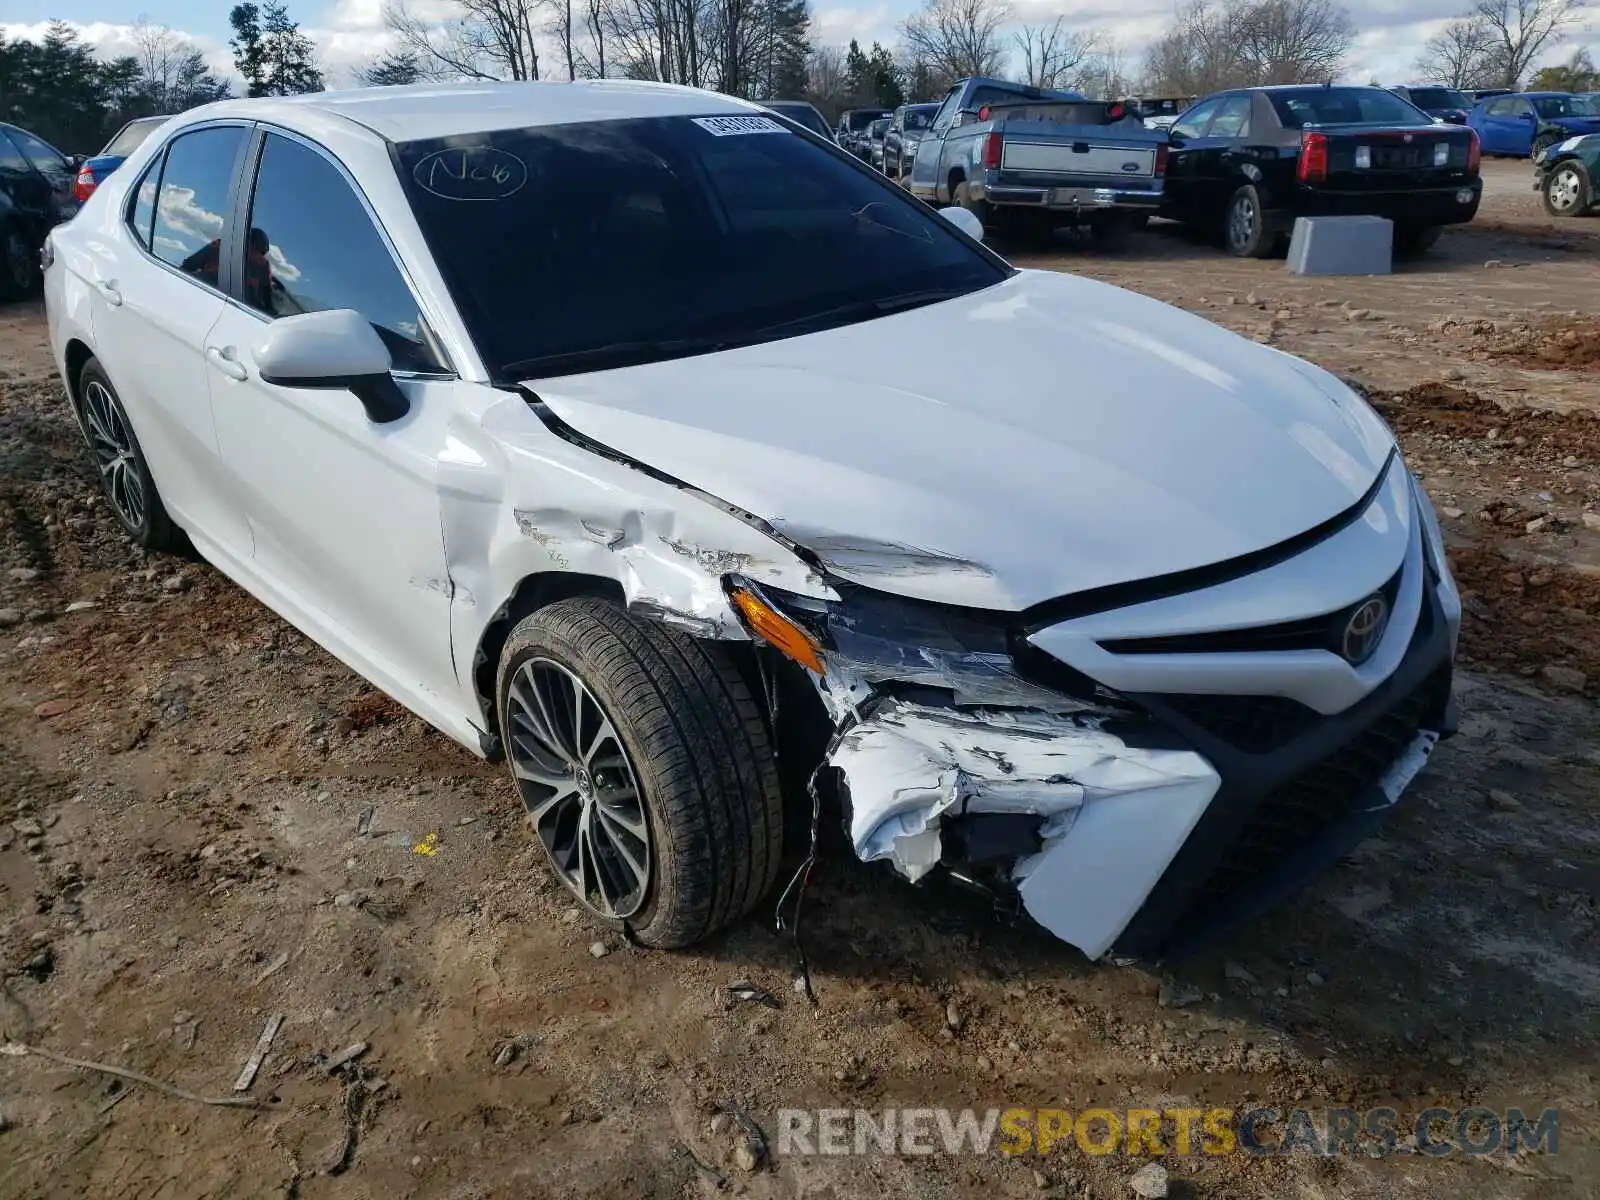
1342 595 1390 665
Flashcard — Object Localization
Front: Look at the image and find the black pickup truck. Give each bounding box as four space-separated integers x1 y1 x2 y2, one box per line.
1162 85 1482 257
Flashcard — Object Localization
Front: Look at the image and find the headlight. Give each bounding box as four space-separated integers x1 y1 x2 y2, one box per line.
725 576 1111 715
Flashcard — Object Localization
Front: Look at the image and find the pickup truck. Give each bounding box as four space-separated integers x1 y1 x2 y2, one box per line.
905 77 1169 247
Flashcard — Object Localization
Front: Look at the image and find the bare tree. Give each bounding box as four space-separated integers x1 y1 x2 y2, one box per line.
550 0 578 77
1077 35 1131 98
384 0 546 80
131 16 232 108
901 0 1012 82
1234 0 1353 82
1013 18 1099 90
1472 0 1584 87
1413 16 1496 86
582 0 608 75
1141 0 1353 94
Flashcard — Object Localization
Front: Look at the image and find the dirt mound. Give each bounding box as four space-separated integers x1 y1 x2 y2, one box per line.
1448 541 1600 694
1485 315 1600 370
1366 382 1600 462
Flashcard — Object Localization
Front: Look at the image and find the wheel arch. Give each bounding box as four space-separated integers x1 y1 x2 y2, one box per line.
471 570 627 757
64 337 94 405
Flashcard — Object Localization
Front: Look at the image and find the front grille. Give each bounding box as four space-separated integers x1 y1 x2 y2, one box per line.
1188 667 1451 914
1099 567 1403 658
1156 692 1322 753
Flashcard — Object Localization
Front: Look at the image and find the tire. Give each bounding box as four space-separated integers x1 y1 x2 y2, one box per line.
0 221 41 302
75 358 182 552
1542 160 1593 218
1089 213 1135 252
1224 183 1275 258
496 597 784 949
1531 130 1564 161
1393 224 1442 256
953 180 992 227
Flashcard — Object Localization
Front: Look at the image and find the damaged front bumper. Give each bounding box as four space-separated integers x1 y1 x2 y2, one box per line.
829 702 1221 959
790 487 1459 962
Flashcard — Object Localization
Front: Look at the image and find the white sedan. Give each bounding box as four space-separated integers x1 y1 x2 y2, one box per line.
43 81 1460 961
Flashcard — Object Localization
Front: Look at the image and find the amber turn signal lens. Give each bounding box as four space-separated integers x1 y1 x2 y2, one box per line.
729 587 825 675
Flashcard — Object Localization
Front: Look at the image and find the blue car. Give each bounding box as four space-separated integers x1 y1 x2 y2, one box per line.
1389 84 1473 125
1468 92 1600 158
71 115 170 203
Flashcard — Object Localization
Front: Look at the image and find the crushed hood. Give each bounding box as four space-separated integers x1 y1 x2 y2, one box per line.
528 269 1394 610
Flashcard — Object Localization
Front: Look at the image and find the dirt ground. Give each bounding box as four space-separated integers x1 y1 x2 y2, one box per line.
0 158 1596 1199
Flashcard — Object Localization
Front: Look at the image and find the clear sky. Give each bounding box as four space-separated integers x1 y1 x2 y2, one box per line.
3 0 1596 91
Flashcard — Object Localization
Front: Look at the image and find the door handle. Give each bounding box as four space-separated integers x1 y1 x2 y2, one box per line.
206 345 249 381
97 280 122 306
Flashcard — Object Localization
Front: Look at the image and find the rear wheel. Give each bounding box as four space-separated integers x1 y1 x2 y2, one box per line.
75 359 182 552
496 598 784 948
1089 213 1135 252
0 222 40 301
953 180 993 228
1531 129 1565 161
1224 184 1275 258
1543 160 1593 217
1393 224 1442 256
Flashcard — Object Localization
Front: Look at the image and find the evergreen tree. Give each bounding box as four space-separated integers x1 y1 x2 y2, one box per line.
232 2 324 97
358 50 423 87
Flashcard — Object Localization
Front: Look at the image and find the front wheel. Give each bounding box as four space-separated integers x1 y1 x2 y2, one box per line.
496 598 784 948
1224 184 1276 257
1543 161 1593 217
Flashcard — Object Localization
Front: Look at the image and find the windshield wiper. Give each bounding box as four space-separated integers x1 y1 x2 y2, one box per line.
754 287 970 337
503 336 739 378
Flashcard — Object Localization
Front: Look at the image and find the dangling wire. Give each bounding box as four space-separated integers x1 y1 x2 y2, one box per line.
774 764 823 1006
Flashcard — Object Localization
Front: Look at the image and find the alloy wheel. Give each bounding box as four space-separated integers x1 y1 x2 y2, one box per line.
1549 166 1583 212
81 380 147 532
506 657 651 919
3 228 38 293
1228 193 1257 251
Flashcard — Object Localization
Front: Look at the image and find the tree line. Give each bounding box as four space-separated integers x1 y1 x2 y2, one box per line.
0 0 1589 155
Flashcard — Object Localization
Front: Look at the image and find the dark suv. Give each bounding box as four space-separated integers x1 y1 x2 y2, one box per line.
0 121 77 300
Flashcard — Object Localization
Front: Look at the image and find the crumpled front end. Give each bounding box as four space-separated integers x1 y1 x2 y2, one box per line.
732 455 1459 962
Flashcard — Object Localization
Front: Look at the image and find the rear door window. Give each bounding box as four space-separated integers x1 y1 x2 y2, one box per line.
1207 95 1253 139
150 126 248 289
1171 99 1222 139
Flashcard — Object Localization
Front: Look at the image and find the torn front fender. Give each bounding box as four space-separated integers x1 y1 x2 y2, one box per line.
828 700 1220 960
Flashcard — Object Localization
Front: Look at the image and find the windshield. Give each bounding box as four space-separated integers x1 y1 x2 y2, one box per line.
905 108 936 130
1269 88 1428 128
765 102 830 138
1532 95 1583 118
869 119 889 137
1573 94 1600 115
396 115 1007 379
1407 88 1470 110
846 110 887 130
103 118 165 157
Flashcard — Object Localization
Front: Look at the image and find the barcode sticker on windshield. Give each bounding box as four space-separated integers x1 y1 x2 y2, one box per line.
692 115 786 136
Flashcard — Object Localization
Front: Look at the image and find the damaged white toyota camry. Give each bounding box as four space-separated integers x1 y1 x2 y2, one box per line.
44 81 1460 961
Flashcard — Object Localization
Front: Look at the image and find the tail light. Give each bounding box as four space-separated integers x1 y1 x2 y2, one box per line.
978 104 991 121
1298 131 1328 184
73 166 97 203
982 131 1003 169
1154 143 1169 177
1466 128 1481 175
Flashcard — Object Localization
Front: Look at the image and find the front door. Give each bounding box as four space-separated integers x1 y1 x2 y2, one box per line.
204 129 463 719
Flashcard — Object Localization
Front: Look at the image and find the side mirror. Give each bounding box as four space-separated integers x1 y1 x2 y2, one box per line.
938 205 984 242
252 308 409 424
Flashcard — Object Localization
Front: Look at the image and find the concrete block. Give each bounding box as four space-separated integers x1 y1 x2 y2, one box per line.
1286 215 1393 276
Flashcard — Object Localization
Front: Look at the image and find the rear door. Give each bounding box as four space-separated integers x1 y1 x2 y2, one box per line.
1163 97 1224 217
0 128 60 238
5 126 76 222
87 122 254 554
1190 93 1254 211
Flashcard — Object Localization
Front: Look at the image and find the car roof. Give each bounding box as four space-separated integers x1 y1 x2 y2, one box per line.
177 80 758 143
